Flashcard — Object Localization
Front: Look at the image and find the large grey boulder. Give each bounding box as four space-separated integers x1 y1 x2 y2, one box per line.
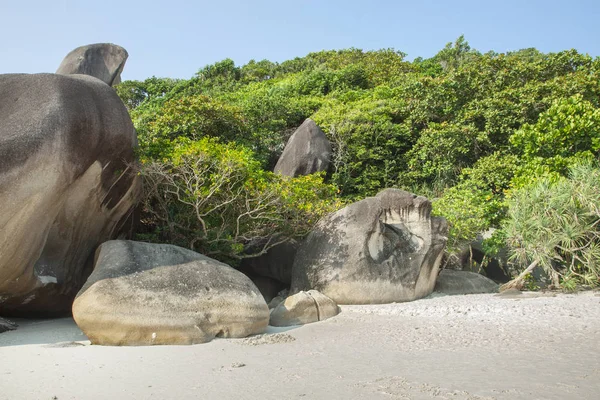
274 119 331 177
291 189 448 304
434 270 499 295
73 241 269 346
269 290 339 327
0 72 140 316
56 43 128 86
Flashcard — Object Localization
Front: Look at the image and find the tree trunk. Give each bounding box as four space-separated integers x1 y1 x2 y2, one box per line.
499 260 539 292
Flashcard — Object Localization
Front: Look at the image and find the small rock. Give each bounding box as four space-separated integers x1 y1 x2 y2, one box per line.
270 290 340 327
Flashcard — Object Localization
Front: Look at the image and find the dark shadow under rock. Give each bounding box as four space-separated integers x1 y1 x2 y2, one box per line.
238 241 298 285
251 276 286 304
435 270 499 295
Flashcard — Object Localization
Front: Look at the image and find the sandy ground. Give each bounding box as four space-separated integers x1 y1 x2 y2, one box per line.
1 291 599 400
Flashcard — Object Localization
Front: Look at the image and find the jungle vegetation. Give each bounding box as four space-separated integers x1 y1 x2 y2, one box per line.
117 36 600 289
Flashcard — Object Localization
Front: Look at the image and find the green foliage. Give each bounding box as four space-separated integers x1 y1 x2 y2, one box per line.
432 182 504 254
312 90 410 198
115 76 180 110
139 137 341 264
431 152 518 258
405 122 488 187
116 38 600 267
136 95 248 161
521 271 542 291
504 162 600 289
241 59 277 83
510 94 600 187
278 48 411 86
480 229 508 259
197 58 241 81
435 35 480 72
222 79 323 163
460 153 520 195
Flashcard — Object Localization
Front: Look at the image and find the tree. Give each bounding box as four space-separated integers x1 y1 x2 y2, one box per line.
138 137 341 265
432 181 504 257
115 76 180 110
510 94 600 187
435 35 479 71
502 162 600 290
241 59 277 82
135 95 248 161
405 122 487 187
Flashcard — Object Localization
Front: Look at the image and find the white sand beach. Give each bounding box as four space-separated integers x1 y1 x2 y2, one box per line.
1 292 599 400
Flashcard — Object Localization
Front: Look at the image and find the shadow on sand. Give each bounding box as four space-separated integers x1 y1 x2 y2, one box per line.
0 317 301 348
0 317 89 347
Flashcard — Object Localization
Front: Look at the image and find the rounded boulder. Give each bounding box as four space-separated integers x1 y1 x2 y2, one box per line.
73 241 269 346
269 290 340 327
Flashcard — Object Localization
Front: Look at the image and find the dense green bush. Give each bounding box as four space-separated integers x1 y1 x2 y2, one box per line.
432 182 504 255
503 162 600 289
115 76 181 111
135 95 248 161
138 137 341 265
510 94 600 187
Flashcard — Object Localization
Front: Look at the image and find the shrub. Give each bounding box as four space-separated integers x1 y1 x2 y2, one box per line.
135 95 248 162
510 94 600 187
503 162 600 289
137 137 341 265
432 181 504 256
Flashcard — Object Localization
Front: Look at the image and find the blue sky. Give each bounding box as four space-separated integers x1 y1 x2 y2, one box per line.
1 0 598 81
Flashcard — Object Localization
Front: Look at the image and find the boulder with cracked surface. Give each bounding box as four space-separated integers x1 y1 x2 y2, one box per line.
269 290 339 327
291 189 448 304
73 240 270 346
